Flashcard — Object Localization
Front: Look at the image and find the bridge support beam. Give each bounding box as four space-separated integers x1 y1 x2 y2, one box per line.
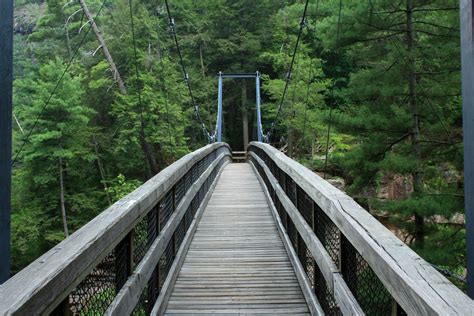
461 0 474 298
217 72 223 142
215 71 263 144
0 0 13 284
256 71 263 142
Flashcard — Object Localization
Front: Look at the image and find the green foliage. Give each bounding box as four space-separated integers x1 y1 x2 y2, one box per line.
106 174 143 202
11 0 466 292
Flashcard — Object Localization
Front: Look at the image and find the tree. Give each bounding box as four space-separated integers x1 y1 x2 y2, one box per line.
13 58 98 263
318 0 462 250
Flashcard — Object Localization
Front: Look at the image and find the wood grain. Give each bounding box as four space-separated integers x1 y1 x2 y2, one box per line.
249 142 474 315
0 143 231 315
106 155 230 315
249 152 362 315
162 164 311 316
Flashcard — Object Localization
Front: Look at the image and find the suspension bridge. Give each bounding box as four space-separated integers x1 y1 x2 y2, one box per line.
2 0 474 315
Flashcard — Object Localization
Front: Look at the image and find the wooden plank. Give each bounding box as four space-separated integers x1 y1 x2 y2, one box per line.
0 143 231 315
250 161 325 316
149 160 229 316
249 152 363 315
250 142 474 315
106 157 230 315
159 164 311 316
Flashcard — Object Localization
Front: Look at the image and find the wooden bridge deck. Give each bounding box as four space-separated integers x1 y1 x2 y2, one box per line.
164 163 310 315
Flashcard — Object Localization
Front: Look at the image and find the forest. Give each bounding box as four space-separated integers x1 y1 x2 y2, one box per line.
10 0 465 290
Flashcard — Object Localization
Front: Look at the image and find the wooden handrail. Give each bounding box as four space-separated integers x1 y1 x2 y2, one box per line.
0 143 231 315
249 141 474 315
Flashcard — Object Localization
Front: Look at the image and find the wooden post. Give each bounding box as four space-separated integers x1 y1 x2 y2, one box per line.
242 81 249 150
461 0 474 298
0 0 13 284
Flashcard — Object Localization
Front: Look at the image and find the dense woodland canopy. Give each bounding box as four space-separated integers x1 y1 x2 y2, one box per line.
11 0 465 289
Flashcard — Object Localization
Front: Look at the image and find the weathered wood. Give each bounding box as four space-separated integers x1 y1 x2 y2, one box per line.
0 143 231 315
250 161 325 316
151 161 228 315
106 155 230 315
161 164 311 315
249 142 474 315
249 152 362 315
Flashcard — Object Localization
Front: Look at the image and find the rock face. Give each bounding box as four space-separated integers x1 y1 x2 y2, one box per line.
315 172 346 191
377 173 413 200
14 3 45 35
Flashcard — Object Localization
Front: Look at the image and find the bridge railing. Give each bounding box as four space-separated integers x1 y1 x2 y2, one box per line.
0 143 231 315
248 142 474 315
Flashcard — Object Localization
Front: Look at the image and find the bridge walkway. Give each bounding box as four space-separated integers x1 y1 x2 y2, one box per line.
164 163 310 315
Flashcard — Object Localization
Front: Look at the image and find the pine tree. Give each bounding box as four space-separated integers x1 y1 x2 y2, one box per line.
318 0 462 252
13 58 98 266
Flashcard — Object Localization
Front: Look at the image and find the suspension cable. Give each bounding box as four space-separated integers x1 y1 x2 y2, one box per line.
128 0 148 141
302 60 314 149
12 0 108 166
158 54 176 156
266 0 309 143
323 0 342 179
302 0 320 151
163 0 211 142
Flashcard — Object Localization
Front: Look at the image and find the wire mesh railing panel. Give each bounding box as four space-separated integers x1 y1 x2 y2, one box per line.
174 218 186 251
148 269 160 311
115 236 132 291
133 216 149 265
159 242 174 289
69 243 128 315
314 205 340 267
278 168 286 190
65 145 228 316
0 146 233 316
175 177 185 207
287 216 298 249
297 185 313 226
184 205 193 230
297 234 315 287
199 182 205 204
341 235 396 315
131 284 149 316
184 169 192 193
315 262 342 315
197 157 204 175
159 191 174 230
285 173 297 205
191 162 199 183
138 268 160 315
248 144 408 316
190 195 199 217
147 207 158 247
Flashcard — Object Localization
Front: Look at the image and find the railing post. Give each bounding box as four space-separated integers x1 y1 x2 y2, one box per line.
256 71 263 142
217 72 223 142
0 0 13 284
340 235 357 296
461 0 474 298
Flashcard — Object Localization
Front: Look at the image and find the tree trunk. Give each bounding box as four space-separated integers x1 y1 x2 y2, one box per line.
59 157 69 238
242 82 249 151
288 127 294 158
140 130 160 175
407 0 424 248
79 0 159 176
199 42 205 78
92 135 112 205
78 0 127 94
